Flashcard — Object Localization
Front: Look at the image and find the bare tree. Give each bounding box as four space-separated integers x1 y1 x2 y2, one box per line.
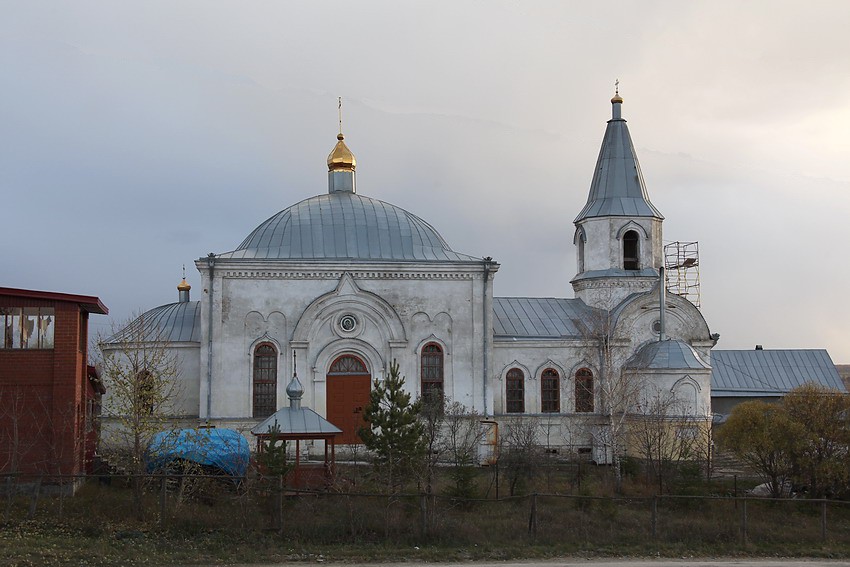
97 312 180 518
498 417 542 496
0 385 38 475
583 305 643 493
538 415 564 491
0 385 45 522
442 401 484 498
415 398 487 498
418 393 445 495
629 386 706 494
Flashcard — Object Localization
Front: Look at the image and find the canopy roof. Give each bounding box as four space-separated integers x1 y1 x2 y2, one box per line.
252 407 342 438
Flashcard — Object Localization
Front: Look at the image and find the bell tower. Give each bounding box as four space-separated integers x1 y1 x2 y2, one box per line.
572 89 664 309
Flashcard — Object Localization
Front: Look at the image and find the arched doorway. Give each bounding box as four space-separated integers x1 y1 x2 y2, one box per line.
326 354 371 444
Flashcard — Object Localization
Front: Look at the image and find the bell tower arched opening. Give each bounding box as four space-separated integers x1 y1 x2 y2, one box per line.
623 230 640 270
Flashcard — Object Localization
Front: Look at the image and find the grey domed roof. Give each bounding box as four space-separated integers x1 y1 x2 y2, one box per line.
218 191 479 262
625 339 710 370
104 301 201 344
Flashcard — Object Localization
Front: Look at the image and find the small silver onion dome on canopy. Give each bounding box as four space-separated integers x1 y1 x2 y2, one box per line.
287 352 304 410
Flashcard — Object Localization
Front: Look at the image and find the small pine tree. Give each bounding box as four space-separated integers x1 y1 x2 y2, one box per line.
257 421 291 479
359 359 426 493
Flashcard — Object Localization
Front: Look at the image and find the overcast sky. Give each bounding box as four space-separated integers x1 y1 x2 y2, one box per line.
2 1 849 361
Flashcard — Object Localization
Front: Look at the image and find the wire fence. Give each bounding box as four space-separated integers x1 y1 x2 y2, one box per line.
4 472 850 547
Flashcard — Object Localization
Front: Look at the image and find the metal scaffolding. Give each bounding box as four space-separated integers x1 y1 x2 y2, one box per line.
664 241 701 308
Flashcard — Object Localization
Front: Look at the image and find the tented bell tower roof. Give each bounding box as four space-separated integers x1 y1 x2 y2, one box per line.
574 92 664 223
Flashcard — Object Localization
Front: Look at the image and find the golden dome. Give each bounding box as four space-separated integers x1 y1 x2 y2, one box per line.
177 278 191 292
327 133 356 172
611 93 624 104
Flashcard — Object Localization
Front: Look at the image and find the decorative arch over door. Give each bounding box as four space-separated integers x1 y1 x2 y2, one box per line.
326 354 371 445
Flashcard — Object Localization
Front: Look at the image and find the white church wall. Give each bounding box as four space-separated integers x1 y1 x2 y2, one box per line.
100 342 201 419
578 217 661 273
172 344 201 417
491 341 600 416
613 293 713 362
198 262 489 421
630 369 712 418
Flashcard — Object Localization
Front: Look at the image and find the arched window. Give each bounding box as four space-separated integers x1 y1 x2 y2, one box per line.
674 381 699 416
328 354 368 374
253 344 277 418
577 236 585 273
421 343 444 405
506 368 524 413
575 368 594 413
541 369 560 413
623 230 640 270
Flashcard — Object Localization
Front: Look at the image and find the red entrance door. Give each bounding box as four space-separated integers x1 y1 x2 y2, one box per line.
326 355 372 444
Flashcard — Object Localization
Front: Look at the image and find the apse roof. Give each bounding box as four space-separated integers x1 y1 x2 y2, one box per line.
217 191 480 262
493 297 601 339
574 97 663 223
625 339 710 370
103 301 201 344
711 349 845 397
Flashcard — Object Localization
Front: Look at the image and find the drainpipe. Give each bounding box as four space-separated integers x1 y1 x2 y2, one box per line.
206 253 216 422
658 266 666 342
482 258 493 417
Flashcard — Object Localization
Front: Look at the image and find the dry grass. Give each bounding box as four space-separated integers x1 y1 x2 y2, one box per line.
3 466 850 565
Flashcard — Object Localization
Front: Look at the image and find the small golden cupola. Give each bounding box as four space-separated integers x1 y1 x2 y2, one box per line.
327 133 356 172
611 80 624 119
327 131 357 194
327 98 357 194
177 268 191 302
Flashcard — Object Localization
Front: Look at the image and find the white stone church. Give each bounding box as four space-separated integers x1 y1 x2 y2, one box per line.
103 93 716 455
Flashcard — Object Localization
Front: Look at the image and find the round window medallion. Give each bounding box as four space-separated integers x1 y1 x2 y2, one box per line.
652 319 662 334
339 314 358 333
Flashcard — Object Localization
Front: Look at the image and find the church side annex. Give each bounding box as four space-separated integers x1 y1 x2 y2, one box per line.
101 92 716 459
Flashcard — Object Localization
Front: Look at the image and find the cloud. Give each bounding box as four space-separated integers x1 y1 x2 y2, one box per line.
2 1 849 361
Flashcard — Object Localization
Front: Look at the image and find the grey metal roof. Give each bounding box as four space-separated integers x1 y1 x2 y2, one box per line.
217 191 480 262
251 407 342 437
574 106 663 222
711 349 846 397
493 297 601 339
104 301 201 344
625 339 710 370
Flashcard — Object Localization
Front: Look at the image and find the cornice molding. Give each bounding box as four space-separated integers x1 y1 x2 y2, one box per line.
212 269 478 281
572 278 655 292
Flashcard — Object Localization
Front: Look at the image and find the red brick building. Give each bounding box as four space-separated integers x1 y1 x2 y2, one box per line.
0 287 107 477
